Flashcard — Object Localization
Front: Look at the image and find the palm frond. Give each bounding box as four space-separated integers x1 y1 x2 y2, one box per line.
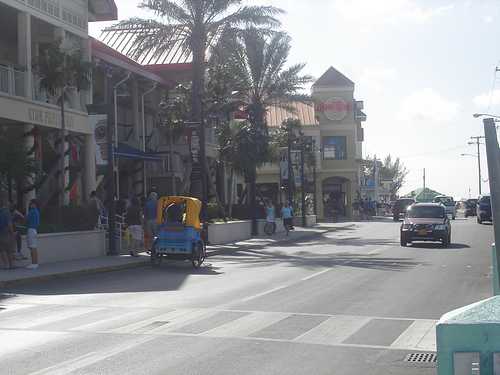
139 0 192 25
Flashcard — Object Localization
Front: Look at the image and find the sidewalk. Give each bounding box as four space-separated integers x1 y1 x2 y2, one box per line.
0 223 354 288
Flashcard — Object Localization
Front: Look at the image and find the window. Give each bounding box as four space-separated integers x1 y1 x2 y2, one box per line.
323 136 347 160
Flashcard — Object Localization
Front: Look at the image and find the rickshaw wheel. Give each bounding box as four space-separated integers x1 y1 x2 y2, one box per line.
192 241 206 269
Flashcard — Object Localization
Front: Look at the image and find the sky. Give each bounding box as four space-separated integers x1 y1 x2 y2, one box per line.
89 0 500 199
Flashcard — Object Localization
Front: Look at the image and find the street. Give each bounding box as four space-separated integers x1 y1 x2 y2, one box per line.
0 218 493 375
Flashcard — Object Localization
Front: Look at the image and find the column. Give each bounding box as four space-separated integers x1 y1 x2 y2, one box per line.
83 134 97 202
23 125 36 210
316 176 324 221
17 12 32 98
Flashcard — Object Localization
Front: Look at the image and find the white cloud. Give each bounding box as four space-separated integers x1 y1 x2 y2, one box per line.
473 89 500 109
358 67 398 94
483 15 494 23
397 88 459 124
334 0 455 29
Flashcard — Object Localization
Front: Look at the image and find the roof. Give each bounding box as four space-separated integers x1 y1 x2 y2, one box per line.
312 67 354 88
266 102 318 128
88 0 118 22
91 38 170 86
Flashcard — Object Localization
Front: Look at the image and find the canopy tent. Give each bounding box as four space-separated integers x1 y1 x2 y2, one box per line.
405 187 444 203
114 143 163 161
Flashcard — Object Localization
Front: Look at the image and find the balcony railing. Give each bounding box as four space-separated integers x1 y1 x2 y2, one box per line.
0 65 26 97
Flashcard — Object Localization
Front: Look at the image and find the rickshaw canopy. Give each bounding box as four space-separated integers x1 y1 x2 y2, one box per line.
157 196 202 230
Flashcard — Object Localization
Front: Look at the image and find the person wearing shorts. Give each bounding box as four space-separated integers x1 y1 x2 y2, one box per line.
281 202 293 236
26 199 40 270
126 198 143 257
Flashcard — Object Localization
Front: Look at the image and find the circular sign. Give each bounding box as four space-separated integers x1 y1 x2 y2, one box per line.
317 97 349 121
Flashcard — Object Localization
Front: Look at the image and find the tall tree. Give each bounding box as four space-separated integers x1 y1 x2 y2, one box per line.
379 155 409 198
32 40 92 206
111 0 283 210
226 29 313 233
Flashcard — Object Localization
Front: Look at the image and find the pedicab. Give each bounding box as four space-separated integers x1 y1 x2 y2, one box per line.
151 196 206 268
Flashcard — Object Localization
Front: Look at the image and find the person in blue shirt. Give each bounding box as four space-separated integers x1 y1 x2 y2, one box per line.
265 201 276 235
281 202 294 236
26 199 40 270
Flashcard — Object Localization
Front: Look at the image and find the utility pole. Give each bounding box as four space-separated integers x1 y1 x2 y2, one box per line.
300 138 306 227
105 69 117 255
287 126 294 205
469 136 485 195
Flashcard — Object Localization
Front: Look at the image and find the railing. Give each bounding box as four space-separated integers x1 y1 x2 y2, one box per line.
0 64 26 97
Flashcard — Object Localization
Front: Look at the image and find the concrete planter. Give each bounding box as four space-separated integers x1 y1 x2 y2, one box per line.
257 219 285 234
21 230 106 264
292 215 317 227
208 221 252 245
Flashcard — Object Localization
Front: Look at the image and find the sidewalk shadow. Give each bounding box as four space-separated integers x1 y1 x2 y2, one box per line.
4 262 223 297
409 243 471 250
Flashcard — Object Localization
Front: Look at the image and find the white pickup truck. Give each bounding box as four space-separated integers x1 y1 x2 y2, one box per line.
433 196 456 220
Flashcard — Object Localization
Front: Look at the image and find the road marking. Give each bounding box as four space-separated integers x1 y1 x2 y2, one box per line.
71 309 152 332
294 315 371 345
28 335 157 375
390 320 437 350
201 311 290 338
301 269 331 281
416 322 437 351
0 306 103 329
0 330 69 359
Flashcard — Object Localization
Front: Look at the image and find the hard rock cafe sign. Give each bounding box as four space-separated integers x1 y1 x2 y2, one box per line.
315 97 352 121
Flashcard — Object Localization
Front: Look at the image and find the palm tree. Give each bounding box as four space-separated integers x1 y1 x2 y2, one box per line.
225 30 313 233
32 41 92 206
109 0 282 213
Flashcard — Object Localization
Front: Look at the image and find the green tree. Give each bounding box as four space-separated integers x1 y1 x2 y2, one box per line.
0 131 37 203
32 40 92 206
111 0 282 207
379 155 409 198
226 30 313 232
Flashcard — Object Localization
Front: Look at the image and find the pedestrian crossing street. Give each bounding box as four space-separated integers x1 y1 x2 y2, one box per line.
0 303 437 354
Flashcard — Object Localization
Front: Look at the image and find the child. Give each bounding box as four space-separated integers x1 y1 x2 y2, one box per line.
26 199 40 270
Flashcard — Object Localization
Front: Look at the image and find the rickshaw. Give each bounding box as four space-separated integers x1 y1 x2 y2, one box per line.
151 196 206 268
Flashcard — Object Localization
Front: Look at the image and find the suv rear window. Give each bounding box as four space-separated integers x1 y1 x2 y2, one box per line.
479 196 490 204
408 206 445 218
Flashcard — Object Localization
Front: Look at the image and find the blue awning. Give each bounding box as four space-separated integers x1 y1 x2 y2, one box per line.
114 143 163 161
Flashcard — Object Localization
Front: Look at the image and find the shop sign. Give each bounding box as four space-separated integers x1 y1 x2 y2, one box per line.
89 114 108 166
315 98 352 121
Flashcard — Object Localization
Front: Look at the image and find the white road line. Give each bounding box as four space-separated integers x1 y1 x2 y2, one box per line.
391 320 437 349
71 309 151 332
28 335 157 375
201 312 290 338
0 330 69 359
294 315 371 344
301 269 331 281
0 306 103 329
416 322 437 351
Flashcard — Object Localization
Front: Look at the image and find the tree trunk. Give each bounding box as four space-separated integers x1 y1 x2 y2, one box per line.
249 168 258 235
228 165 234 218
7 173 12 202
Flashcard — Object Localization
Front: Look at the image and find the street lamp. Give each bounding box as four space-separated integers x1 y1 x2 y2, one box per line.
473 113 500 121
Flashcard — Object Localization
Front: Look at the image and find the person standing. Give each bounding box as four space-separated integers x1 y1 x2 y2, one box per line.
10 203 26 260
126 197 143 257
88 191 103 229
265 201 276 235
144 192 158 251
281 201 294 236
26 199 40 270
0 194 14 269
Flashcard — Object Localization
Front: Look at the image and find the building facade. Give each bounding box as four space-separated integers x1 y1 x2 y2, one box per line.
256 67 367 220
0 0 117 207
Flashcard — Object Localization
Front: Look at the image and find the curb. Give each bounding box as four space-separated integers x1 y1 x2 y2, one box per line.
0 259 149 288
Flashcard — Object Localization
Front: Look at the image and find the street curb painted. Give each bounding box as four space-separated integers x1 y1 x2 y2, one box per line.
0 259 149 288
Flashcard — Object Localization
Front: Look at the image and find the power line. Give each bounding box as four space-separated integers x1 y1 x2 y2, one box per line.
487 64 500 112
400 144 467 159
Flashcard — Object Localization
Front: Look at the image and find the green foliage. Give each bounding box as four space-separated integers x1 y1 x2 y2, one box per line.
379 155 409 197
32 40 92 97
0 130 37 191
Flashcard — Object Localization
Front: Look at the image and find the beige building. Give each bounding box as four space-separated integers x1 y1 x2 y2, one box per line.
0 0 117 206
257 67 366 220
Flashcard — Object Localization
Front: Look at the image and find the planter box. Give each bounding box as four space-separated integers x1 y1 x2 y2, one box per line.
257 219 285 234
21 230 106 264
208 221 252 245
292 215 317 227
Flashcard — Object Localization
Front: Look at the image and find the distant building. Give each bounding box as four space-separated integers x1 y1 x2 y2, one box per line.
257 67 367 220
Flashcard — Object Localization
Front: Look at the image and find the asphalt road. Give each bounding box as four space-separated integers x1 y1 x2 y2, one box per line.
0 217 494 375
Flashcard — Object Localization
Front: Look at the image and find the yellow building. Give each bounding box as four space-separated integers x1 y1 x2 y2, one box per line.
257 67 366 220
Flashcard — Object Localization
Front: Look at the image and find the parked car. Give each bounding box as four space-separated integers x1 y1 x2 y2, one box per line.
464 199 478 217
433 195 456 220
392 198 416 221
400 203 451 247
477 195 492 224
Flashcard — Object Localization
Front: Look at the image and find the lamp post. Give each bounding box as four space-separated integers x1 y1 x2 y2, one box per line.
159 98 177 196
461 151 483 195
